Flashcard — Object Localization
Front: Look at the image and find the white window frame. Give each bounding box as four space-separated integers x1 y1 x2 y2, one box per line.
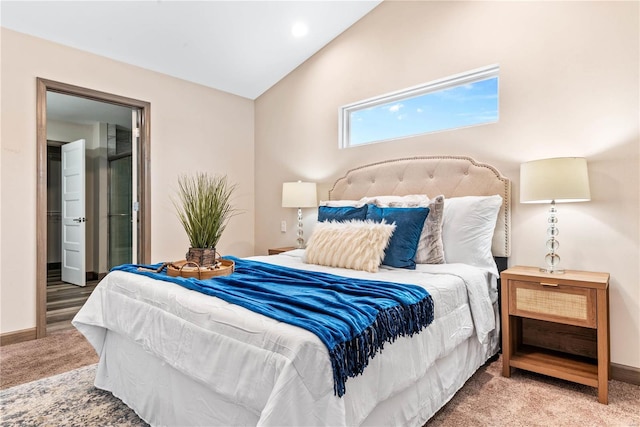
339 64 500 148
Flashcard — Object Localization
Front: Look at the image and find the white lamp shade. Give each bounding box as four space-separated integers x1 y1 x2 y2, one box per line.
520 157 591 203
282 181 317 208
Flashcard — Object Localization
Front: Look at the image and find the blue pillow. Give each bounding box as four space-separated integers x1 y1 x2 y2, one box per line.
318 205 368 222
366 204 429 269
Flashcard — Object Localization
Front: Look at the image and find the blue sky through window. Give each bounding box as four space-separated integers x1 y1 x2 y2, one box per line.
349 77 498 146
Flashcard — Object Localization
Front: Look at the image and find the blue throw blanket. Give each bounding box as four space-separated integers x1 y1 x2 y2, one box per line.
113 257 434 397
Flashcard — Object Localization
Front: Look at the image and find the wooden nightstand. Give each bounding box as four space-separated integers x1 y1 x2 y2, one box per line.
268 246 296 255
501 266 610 403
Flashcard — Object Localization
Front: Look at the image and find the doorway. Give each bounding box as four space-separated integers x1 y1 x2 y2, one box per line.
108 141 134 268
36 78 151 338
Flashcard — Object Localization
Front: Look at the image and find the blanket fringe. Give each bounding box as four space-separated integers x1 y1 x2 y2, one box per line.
329 295 434 397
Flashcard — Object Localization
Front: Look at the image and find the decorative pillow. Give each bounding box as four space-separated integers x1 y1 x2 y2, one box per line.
320 195 445 264
366 204 429 269
377 195 445 265
442 195 502 276
303 220 396 273
318 205 368 222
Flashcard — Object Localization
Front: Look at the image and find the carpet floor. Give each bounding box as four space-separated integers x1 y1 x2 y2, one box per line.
0 329 98 390
1 330 639 426
428 361 640 426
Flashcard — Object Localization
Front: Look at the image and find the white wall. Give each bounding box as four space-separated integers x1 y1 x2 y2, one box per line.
0 28 255 334
255 1 640 368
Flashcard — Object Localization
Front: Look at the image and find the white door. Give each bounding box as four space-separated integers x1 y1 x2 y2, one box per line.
61 139 86 286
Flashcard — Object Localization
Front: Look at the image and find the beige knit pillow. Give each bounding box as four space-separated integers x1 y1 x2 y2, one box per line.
303 220 396 273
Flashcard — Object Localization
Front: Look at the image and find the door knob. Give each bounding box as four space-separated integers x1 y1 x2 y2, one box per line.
73 217 87 223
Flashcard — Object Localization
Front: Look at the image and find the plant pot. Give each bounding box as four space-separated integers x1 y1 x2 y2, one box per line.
186 247 217 267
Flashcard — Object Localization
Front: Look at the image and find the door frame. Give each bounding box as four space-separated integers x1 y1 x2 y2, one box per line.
36 78 151 338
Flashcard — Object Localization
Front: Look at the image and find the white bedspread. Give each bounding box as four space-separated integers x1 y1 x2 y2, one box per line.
73 250 497 426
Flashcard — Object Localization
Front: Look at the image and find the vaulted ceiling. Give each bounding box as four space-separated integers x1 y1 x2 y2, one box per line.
1 1 381 100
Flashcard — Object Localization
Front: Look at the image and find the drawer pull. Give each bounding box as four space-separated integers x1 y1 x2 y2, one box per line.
540 282 559 287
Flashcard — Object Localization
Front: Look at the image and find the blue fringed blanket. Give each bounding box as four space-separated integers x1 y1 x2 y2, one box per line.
113 257 434 397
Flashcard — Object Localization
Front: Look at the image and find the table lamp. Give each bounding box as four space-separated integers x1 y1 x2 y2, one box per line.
282 181 317 248
520 157 591 274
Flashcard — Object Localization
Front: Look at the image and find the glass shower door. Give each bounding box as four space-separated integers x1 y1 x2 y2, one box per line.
108 155 132 268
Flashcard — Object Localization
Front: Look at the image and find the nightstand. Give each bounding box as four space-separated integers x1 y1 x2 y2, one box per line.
501 266 610 403
268 246 296 255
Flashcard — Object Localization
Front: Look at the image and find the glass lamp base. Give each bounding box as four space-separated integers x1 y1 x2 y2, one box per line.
296 207 305 249
539 267 565 274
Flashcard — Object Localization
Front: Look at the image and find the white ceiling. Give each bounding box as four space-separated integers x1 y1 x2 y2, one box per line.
1 0 381 100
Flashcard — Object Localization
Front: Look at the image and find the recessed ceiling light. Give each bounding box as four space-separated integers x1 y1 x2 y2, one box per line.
291 22 308 38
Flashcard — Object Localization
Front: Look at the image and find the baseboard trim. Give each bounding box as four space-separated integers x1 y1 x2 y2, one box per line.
0 328 37 346
611 362 640 385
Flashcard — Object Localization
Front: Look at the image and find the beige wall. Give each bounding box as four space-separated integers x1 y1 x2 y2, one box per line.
0 28 255 333
255 1 640 368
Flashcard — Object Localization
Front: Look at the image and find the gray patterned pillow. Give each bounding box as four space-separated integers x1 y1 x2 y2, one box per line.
414 195 445 264
382 195 445 264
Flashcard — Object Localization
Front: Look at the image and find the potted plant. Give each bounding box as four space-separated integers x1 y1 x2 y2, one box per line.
173 172 240 267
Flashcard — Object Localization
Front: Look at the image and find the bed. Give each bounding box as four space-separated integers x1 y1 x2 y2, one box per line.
73 155 511 426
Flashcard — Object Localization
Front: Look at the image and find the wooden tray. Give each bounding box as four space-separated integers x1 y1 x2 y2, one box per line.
167 259 234 279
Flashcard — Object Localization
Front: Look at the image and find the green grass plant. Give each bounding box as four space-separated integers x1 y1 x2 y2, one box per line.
173 173 240 249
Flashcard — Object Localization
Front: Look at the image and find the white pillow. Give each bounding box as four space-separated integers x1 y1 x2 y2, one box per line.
442 195 502 276
362 194 429 206
303 220 395 273
321 195 428 207
319 200 365 207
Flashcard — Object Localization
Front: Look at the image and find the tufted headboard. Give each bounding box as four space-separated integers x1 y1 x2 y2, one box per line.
328 156 511 257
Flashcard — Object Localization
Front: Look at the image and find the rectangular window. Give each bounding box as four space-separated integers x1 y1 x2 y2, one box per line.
340 65 499 148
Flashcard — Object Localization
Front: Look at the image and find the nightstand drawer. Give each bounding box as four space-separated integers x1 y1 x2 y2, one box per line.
509 280 597 328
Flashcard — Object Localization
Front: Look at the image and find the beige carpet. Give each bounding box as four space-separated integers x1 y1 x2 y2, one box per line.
0 329 98 390
428 358 640 426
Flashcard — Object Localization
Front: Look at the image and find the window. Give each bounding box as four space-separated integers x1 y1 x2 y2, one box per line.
339 65 499 148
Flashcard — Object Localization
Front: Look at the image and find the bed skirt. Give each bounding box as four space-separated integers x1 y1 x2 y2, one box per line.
93 305 499 427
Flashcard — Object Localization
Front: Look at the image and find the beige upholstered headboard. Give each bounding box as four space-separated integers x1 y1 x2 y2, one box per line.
328 156 511 257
